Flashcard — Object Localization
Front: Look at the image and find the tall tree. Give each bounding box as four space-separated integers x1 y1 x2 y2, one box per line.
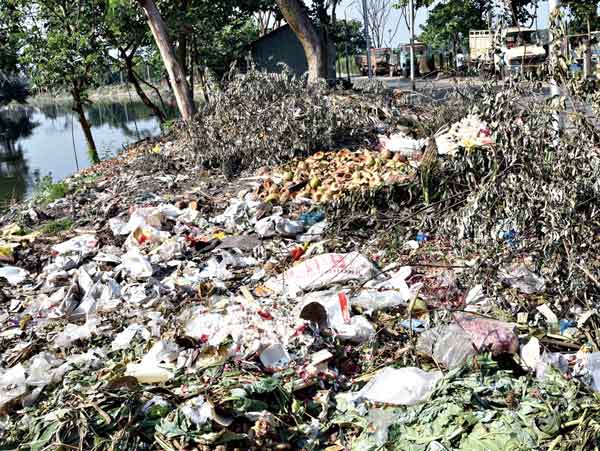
0 0 23 77
22 0 106 164
419 0 488 61
331 19 366 54
105 0 167 122
136 0 196 121
563 0 600 33
275 0 328 81
356 0 401 48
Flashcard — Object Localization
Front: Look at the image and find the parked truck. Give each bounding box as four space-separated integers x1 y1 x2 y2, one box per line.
469 27 548 74
355 48 400 76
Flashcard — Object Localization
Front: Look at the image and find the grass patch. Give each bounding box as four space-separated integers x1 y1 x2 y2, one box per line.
39 218 74 235
33 175 69 205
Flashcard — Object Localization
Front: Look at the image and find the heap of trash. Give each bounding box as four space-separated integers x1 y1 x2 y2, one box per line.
1 79 600 450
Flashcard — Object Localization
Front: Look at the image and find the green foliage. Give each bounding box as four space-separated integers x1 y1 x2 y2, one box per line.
331 19 366 54
419 0 488 51
0 0 25 76
0 77 29 107
563 0 600 33
40 218 74 235
21 0 108 95
33 175 69 205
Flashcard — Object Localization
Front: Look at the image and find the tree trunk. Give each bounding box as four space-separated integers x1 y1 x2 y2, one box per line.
176 0 189 76
122 51 166 123
275 0 327 82
136 0 196 121
71 85 99 164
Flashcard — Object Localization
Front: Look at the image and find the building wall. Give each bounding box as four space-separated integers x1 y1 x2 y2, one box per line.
251 27 309 76
249 26 336 79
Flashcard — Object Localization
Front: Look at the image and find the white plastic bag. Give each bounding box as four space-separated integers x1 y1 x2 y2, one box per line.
121 250 153 278
0 266 28 285
52 235 98 256
357 367 442 405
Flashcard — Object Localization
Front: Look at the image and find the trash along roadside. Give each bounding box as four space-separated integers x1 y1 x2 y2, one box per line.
1 80 600 451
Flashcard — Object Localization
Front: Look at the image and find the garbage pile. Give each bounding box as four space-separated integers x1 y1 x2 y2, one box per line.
1 80 600 450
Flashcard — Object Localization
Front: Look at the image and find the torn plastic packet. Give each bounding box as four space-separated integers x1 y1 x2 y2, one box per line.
267 252 380 295
52 235 98 257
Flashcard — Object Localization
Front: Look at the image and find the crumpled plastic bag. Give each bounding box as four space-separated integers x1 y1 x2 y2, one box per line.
255 214 304 238
181 395 233 426
417 314 518 368
267 252 380 296
0 364 27 411
298 220 328 243
356 366 443 405
120 250 153 278
378 132 427 156
52 235 98 257
111 324 150 351
211 197 265 232
299 291 375 343
500 265 546 294
54 317 98 348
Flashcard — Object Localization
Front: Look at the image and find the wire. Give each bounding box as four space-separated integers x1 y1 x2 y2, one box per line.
71 112 80 172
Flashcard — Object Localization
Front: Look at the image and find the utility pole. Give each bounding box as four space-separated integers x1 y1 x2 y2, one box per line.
409 0 415 91
362 0 372 79
344 20 351 83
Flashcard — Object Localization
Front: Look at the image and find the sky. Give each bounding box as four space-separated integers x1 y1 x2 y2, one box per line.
335 0 553 46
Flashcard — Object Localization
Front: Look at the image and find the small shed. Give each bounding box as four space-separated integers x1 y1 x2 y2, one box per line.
244 25 336 79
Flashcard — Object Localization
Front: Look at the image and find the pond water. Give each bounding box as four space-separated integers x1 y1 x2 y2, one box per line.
0 100 173 205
